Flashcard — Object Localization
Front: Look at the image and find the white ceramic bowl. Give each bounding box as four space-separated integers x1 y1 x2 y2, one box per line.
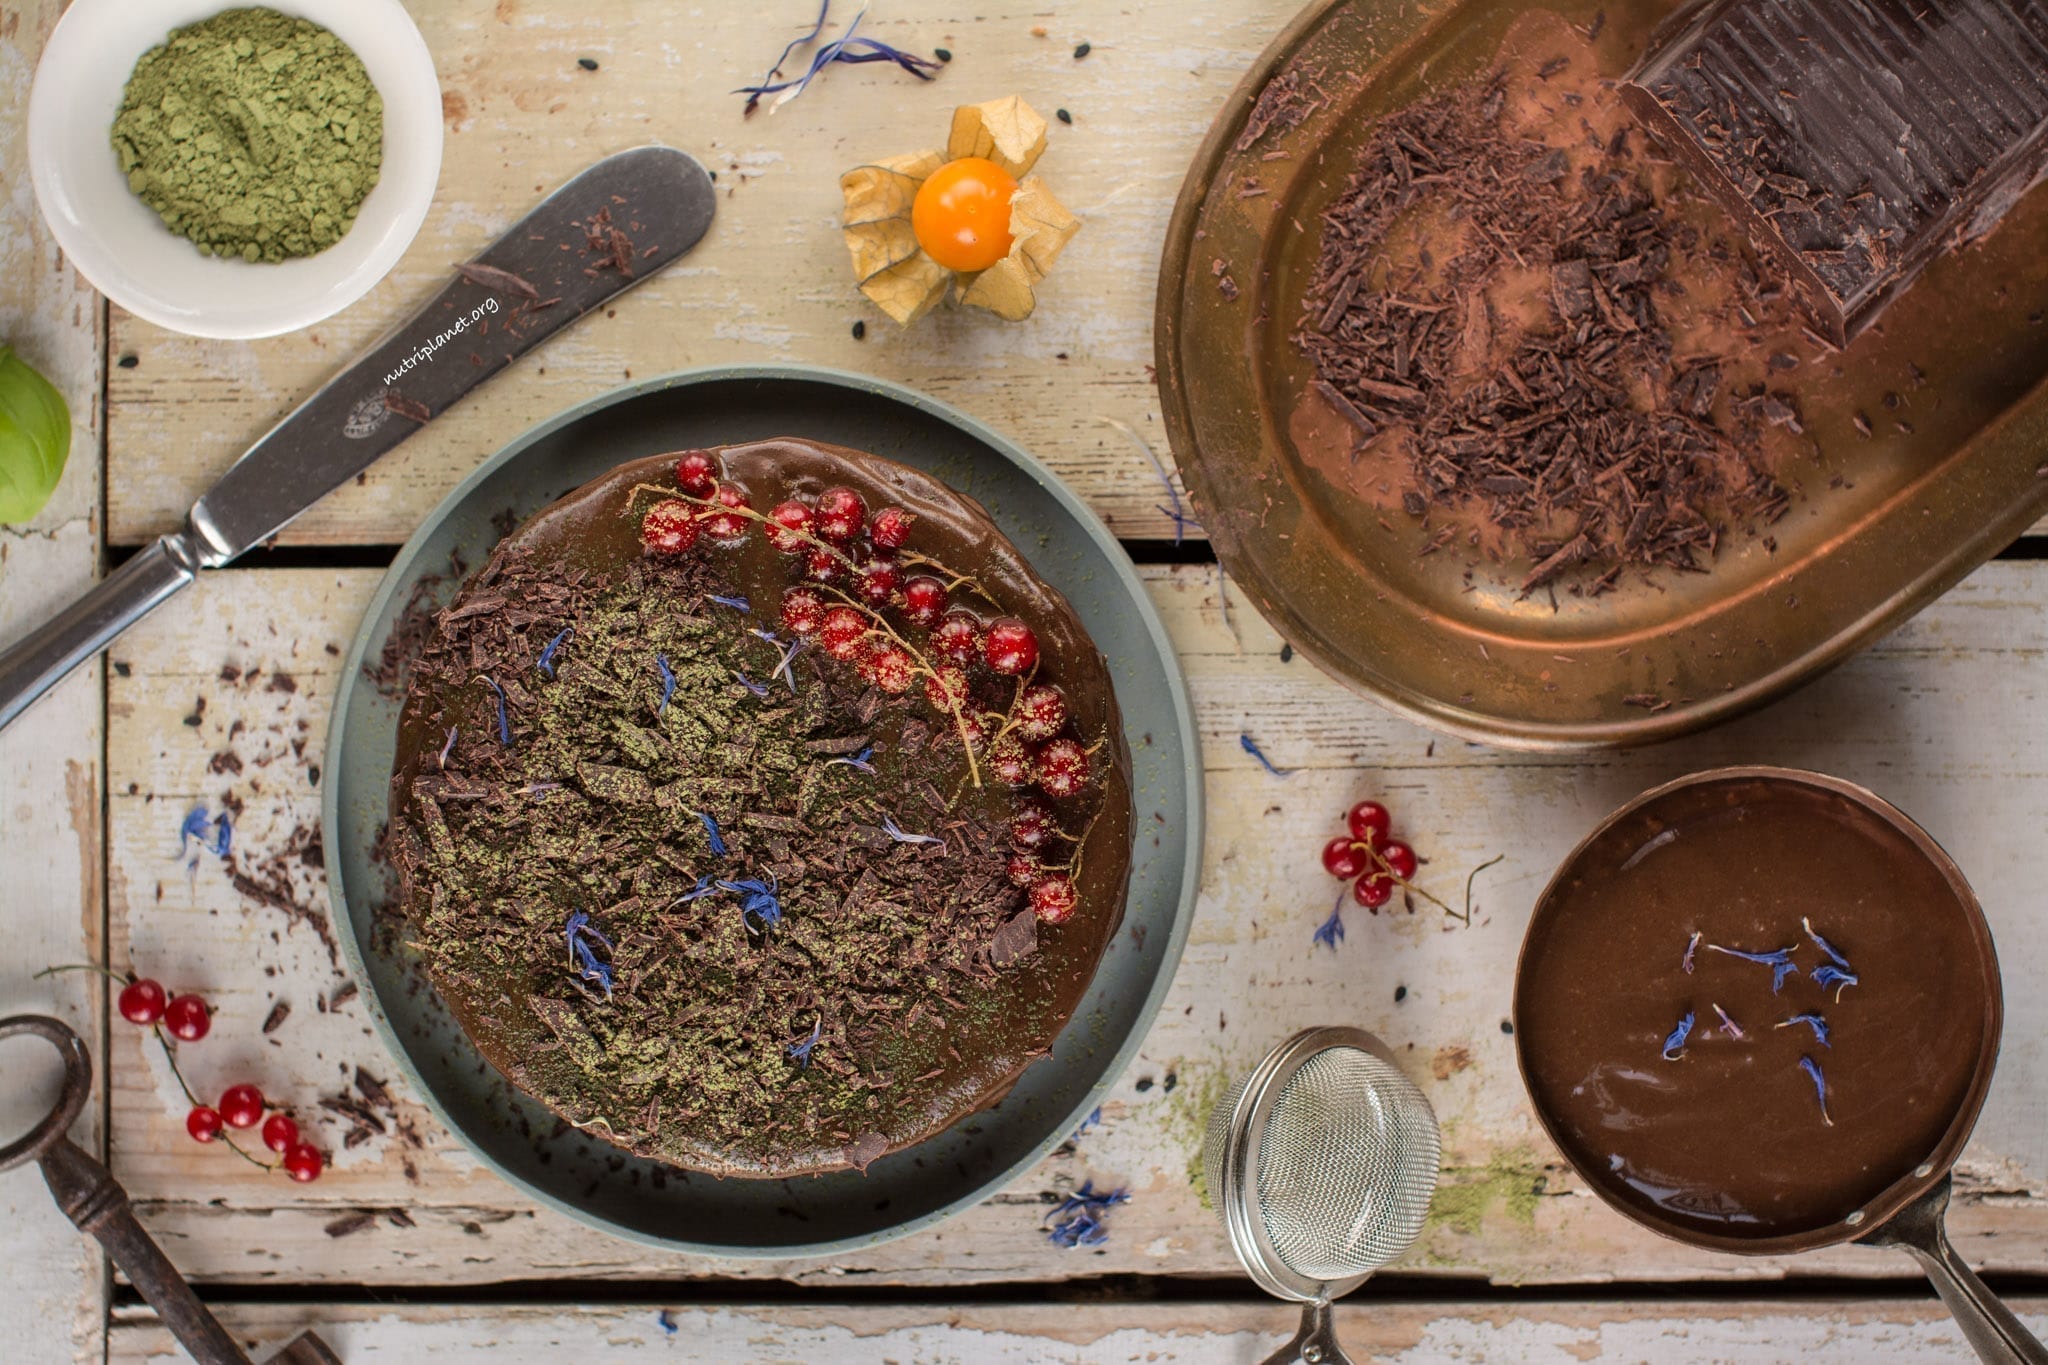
27 0 441 340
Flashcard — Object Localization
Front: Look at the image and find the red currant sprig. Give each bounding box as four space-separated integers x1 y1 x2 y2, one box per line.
1320 800 1449 916
37 963 324 1181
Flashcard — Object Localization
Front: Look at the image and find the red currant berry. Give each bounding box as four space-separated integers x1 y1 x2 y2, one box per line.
1321 836 1368 880
639 499 700 555
901 575 948 628
1381 841 1418 881
704 484 752 543
780 587 825 636
819 606 868 662
816 486 867 542
805 547 846 584
870 506 914 548
1014 684 1068 741
863 645 914 694
1346 800 1392 849
1352 874 1394 910
766 499 814 553
932 611 983 666
186 1105 223 1143
924 662 969 712
988 735 1032 786
984 618 1039 675
261 1113 300 1154
163 994 211 1042
219 1084 265 1129
282 1142 324 1183
675 450 718 496
857 555 901 606
1007 852 1040 886
1031 874 1079 924
1034 737 1091 798
118 978 167 1026
1012 798 1055 850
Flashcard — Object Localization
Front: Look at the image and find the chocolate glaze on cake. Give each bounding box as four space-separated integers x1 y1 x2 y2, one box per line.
1516 771 1998 1247
385 439 1133 1178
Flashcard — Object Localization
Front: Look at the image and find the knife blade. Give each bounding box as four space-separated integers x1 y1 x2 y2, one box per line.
0 146 716 731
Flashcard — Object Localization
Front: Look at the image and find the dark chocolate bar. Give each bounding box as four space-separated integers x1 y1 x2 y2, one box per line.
1623 0 2048 343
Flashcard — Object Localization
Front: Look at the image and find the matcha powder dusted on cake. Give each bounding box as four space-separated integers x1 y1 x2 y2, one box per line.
111 7 384 263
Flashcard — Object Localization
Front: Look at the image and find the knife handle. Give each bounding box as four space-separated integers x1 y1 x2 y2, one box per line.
0 533 197 729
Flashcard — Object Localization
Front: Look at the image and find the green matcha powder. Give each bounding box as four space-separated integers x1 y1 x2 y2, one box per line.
111 7 384 263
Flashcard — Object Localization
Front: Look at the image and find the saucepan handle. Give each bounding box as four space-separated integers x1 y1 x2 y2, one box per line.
1867 1175 2048 1364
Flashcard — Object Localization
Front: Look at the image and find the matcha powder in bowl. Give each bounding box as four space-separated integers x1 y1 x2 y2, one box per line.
111 7 384 264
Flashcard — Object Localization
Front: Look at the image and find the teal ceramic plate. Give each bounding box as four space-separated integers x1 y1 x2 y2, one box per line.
323 365 1200 1257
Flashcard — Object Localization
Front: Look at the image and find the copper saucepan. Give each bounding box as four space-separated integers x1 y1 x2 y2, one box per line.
1513 768 2044 1364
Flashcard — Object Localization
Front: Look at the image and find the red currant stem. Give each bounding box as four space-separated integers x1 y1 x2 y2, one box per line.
809 582 986 789
895 551 1000 609
150 1026 278 1172
1354 843 1454 915
1051 810 1105 876
32 962 130 984
1459 853 1505 930
978 667 1044 751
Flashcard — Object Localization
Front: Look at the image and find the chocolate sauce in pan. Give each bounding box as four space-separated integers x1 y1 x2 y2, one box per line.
1517 774 1992 1241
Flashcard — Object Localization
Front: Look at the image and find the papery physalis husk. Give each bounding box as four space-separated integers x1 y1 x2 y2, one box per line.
840 97 1079 325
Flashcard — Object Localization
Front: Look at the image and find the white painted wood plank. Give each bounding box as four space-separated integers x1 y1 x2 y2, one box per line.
0 3 109 1361
107 1298 2048 1363
101 560 2048 1287
102 0 1297 548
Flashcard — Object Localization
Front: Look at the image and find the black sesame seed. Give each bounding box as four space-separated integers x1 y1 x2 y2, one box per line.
577 57 599 71
1279 642 1294 663
1162 1071 1178 1093
1056 108 1072 125
934 47 952 62
1134 1076 1154 1092
1074 41 1091 59
1394 985 1407 1002
117 354 139 369
1500 1019 1515 1035
851 320 866 340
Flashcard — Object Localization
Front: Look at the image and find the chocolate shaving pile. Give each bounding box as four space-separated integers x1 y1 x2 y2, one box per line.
387 541 1057 1174
1297 74 1794 593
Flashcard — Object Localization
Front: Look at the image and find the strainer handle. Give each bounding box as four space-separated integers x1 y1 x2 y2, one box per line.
1866 1176 2048 1365
1262 1301 1353 1365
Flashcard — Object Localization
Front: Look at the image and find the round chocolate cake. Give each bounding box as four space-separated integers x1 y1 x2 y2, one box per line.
385 439 1133 1177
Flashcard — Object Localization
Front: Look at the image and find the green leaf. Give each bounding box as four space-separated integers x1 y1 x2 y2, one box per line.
0 342 72 524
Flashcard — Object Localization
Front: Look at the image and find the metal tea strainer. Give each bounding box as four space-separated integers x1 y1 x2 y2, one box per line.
1203 1026 1442 1365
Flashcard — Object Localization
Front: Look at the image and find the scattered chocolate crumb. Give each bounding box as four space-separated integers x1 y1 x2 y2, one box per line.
454 263 540 299
384 393 432 424
324 1212 378 1239
329 981 359 1010
183 696 206 727
261 1000 291 1034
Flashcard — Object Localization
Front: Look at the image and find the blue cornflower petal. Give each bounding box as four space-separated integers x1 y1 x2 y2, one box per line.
706 593 751 613
1798 1055 1833 1126
1313 894 1345 951
1802 917 1854 973
732 670 770 698
696 811 728 857
736 1 940 114
880 814 943 845
1812 964 1859 1001
1681 930 1700 974
1239 733 1292 776
824 744 876 774
1706 943 1798 993
179 806 211 857
483 676 513 747
537 627 573 678
1711 1003 1744 1040
656 1310 677 1336
1777 1012 1831 1048
788 1018 823 1067
656 654 677 716
1661 1010 1695 1062
438 726 458 769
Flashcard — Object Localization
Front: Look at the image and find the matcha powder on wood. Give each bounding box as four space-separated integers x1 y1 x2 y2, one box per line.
111 7 384 263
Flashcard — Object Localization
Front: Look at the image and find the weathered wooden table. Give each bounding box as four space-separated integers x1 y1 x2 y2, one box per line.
3 1 2045 1360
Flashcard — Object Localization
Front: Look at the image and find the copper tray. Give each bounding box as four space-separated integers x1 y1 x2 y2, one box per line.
1156 0 2048 749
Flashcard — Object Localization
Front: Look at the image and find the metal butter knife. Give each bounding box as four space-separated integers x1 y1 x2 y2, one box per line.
0 145 715 731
